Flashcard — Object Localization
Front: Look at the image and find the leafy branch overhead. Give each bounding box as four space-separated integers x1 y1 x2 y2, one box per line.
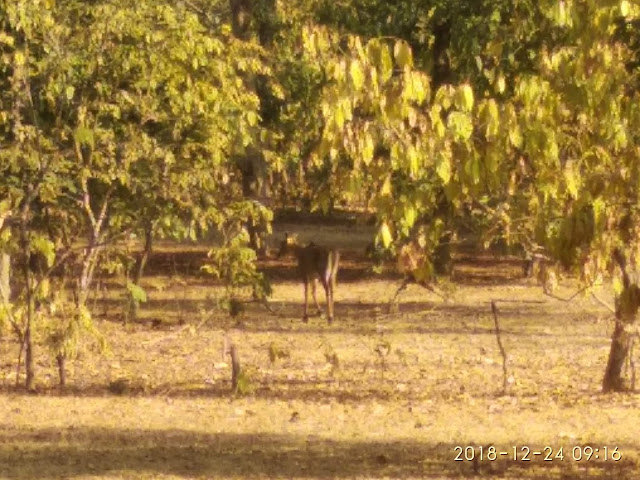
301 1 640 273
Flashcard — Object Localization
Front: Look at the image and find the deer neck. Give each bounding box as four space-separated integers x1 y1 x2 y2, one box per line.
289 243 308 258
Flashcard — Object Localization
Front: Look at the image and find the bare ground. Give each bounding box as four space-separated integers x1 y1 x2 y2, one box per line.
1 223 639 479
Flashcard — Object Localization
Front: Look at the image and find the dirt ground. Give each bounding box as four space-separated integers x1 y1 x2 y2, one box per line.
1 221 639 479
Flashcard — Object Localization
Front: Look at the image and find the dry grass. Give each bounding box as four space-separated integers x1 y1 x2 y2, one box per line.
1 224 640 479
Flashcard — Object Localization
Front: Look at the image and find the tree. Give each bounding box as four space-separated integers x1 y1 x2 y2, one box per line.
300 0 640 391
0 0 268 388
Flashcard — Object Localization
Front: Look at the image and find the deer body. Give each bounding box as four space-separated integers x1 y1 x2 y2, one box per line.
389 241 445 309
278 234 339 324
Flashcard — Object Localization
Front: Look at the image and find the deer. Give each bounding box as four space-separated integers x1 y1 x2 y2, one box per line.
277 233 339 324
389 240 447 310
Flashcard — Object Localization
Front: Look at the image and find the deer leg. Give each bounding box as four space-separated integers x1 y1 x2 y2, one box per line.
302 278 310 323
320 277 333 325
312 278 322 315
327 281 334 325
327 252 338 324
389 277 410 312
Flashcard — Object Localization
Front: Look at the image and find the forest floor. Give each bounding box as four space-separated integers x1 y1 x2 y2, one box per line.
1 216 640 479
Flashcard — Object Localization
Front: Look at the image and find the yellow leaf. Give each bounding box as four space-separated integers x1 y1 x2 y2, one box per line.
613 276 623 296
447 111 473 141
620 0 630 16
14 50 25 66
403 205 417 229
509 124 523 149
0 32 14 46
434 85 453 110
411 72 428 103
380 45 393 82
393 40 413 68
496 75 506 94
379 223 393 248
457 84 474 112
408 144 419 177
362 134 374 165
564 160 579 199
350 60 364 90
380 176 392 196
436 155 451 183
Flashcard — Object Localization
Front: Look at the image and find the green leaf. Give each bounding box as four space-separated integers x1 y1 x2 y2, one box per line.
464 158 481 184
31 235 55 268
74 127 95 149
483 99 499 138
126 282 147 303
65 86 75 100
447 111 473 141
456 84 474 112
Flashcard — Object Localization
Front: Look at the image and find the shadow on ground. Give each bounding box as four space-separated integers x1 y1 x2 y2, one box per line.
0 426 635 479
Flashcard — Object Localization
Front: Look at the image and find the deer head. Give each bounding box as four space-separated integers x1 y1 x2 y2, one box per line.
277 232 298 258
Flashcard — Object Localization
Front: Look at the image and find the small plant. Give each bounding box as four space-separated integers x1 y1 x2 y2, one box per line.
108 377 131 395
222 337 256 396
268 342 291 364
125 281 148 321
228 296 245 318
374 337 392 379
42 285 107 387
202 230 272 315
234 368 255 396
395 348 408 366
320 340 340 376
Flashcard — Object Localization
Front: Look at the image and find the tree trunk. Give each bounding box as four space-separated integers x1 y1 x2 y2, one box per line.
130 223 153 320
230 344 240 392
229 0 252 40
0 253 9 300
24 318 35 391
19 217 36 392
229 0 275 259
56 353 66 387
134 227 153 285
603 249 639 392
603 321 633 392
433 232 453 276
